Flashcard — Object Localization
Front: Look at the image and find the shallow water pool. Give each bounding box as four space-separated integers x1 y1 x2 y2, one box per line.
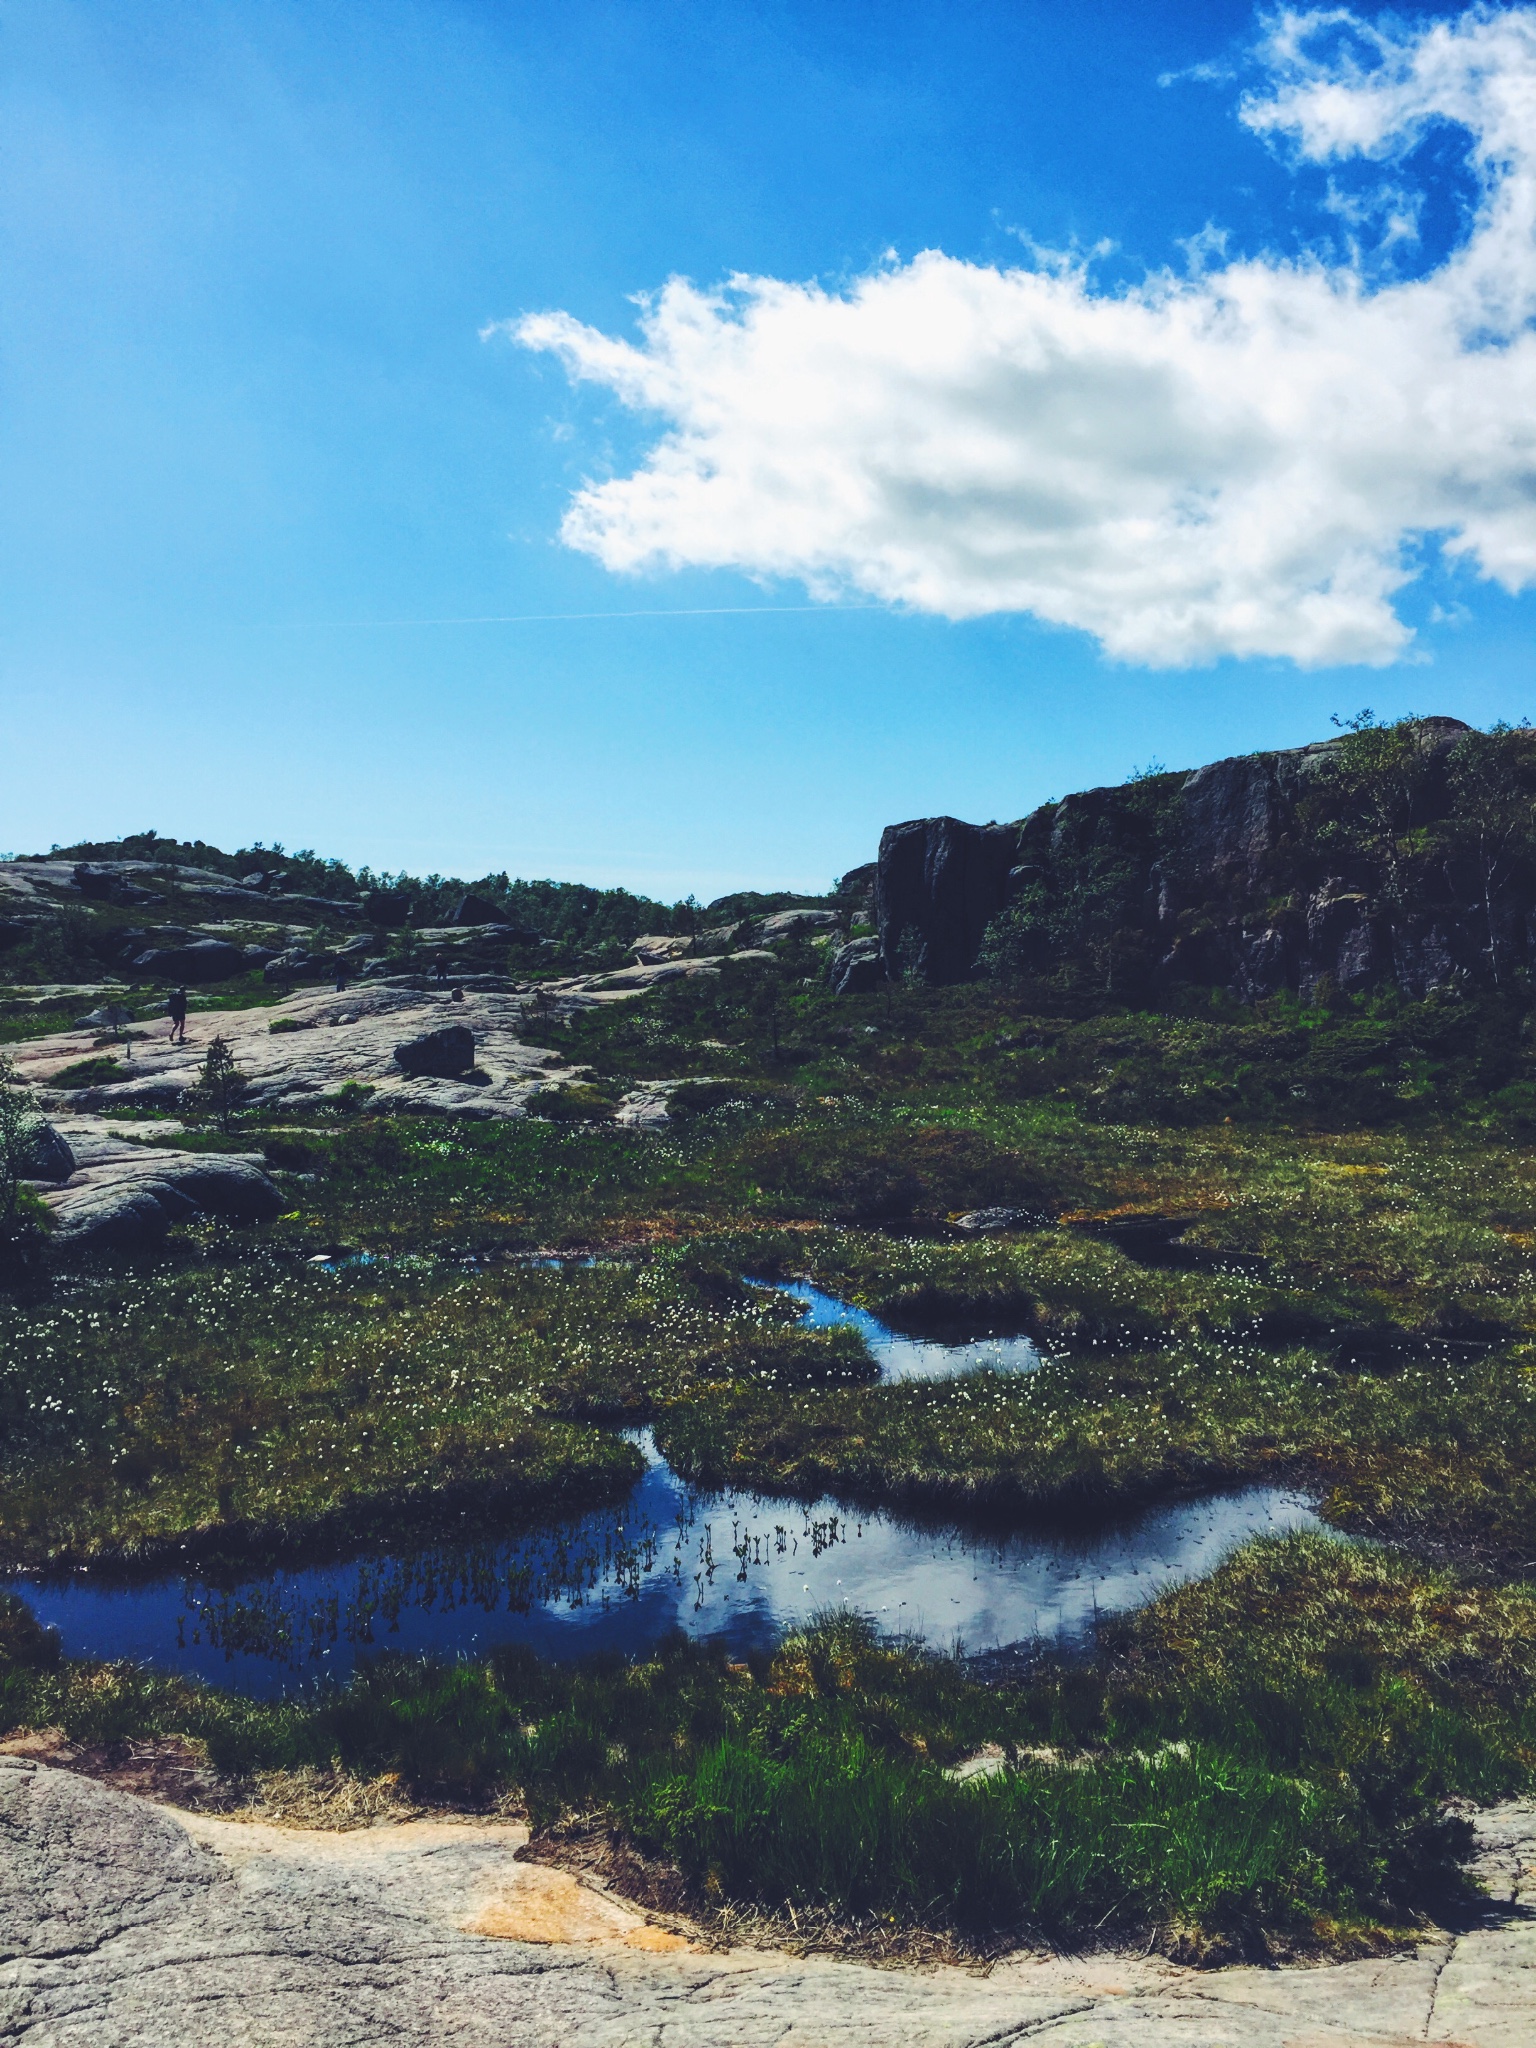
14 1427 1324 1698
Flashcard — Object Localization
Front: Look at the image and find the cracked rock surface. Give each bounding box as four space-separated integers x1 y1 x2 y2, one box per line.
6 983 734 1250
10 985 584 1121
2 1758 1531 2047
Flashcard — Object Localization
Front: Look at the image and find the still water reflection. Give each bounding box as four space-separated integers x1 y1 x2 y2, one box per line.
764 1279 1044 1381
16 1432 1323 1699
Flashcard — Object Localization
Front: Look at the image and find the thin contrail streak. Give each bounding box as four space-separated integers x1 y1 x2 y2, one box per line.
263 604 887 627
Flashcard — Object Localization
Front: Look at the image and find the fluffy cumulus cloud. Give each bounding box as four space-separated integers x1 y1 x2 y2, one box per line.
506 7 1536 667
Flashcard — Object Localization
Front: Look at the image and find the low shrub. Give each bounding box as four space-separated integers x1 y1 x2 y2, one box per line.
49 1055 126 1090
527 1083 615 1122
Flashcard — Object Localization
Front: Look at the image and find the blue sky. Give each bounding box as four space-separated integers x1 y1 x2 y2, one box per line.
1 0 1532 899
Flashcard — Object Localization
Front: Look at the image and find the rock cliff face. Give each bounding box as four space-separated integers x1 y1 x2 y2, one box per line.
871 717 1536 1000
876 817 1019 984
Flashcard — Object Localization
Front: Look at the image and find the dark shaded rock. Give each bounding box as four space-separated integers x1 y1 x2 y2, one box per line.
364 888 411 926
73 864 165 908
876 817 1019 985
393 1023 475 1078
829 936 883 995
263 949 331 984
1173 752 1290 880
834 860 878 922
130 940 245 983
165 1159 286 1225
863 716 1509 1001
446 894 510 927
19 1121 76 1182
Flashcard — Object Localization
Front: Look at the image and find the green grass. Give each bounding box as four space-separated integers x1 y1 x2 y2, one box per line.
0 1248 867 1566
654 1330 1536 1559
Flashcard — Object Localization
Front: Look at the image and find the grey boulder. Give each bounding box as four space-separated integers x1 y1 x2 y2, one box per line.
131 939 245 983
42 1133 284 1252
829 935 884 994
18 1121 75 1182
953 1205 1041 1235
394 1023 475 1079
758 907 842 942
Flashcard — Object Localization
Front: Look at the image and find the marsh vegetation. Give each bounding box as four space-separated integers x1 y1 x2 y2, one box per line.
3 933 1536 1952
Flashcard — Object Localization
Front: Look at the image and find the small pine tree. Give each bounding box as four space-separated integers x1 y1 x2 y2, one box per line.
0 1053 41 1227
191 1035 245 1133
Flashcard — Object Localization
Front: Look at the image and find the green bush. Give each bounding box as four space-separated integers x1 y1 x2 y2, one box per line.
49 1055 126 1090
527 1083 615 1122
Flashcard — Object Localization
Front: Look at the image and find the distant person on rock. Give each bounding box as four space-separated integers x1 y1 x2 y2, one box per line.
334 961 347 994
167 987 188 1044
433 954 448 986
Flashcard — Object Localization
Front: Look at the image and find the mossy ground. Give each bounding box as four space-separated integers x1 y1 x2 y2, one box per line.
4 961 1536 1946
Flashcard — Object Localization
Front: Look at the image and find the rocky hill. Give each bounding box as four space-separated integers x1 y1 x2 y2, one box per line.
870 715 1536 1003
0 842 841 999
7 713 1533 1018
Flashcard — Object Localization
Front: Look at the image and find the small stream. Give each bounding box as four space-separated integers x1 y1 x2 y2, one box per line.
12 1284 1324 1698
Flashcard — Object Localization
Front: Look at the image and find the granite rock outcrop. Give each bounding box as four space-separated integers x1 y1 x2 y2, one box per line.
867 717 1530 1001
876 816 1018 985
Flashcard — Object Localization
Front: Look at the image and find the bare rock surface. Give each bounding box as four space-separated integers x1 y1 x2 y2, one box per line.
7 980 713 1249
8 985 588 1122
26 1119 285 1250
2 1758 1531 2047
612 1078 727 1129
1 970 745 1257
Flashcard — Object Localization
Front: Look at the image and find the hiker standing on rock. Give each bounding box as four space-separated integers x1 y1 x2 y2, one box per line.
167 987 189 1044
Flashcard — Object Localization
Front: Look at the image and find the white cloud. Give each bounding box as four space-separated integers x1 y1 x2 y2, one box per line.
503 5 1536 668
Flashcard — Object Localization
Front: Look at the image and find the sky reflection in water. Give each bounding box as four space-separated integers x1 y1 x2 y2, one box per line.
15 1284 1322 1698
18 1431 1323 1699
765 1279 1044 1380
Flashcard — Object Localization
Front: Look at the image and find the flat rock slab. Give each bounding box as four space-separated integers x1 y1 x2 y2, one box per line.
2 1759 1531 2047
9 985 586 1122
